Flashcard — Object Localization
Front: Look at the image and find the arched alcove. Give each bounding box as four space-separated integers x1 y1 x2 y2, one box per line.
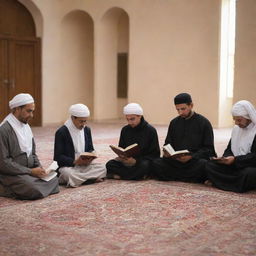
94 7 129 120
60 10 94 118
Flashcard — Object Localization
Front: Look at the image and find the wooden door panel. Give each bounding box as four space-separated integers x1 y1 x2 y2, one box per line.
0 38 9 122
0 37 41 126
9 38 41 126
0 0 35 37
9 40 36 96
0 0 41 126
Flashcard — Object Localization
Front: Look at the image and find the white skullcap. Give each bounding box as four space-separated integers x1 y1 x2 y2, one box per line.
231 100 256 124
123 103 143 115
9 93 34 109
69 104 90 117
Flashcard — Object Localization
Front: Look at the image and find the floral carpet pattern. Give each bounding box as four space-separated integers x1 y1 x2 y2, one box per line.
0 122 256 256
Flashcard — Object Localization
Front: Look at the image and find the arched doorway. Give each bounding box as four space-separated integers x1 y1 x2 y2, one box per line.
0 0 41 126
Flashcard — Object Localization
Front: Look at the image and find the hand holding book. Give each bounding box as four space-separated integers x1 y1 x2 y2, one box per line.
75 152 97 165
163 144 190 158
109 143 140 158
40 161 58 182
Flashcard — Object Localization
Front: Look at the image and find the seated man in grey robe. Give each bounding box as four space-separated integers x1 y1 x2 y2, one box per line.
0 93 59 200
152 93 216 183
54 104 106 187
205 100 256 193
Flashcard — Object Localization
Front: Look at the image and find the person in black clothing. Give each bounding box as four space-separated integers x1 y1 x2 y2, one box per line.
106 103 160 180
205 100 256 193
152 93 216 183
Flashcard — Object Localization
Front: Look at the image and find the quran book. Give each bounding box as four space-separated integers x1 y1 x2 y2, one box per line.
41 161 58 182
109 143 140 158
79 152 98 160
163 144 190 158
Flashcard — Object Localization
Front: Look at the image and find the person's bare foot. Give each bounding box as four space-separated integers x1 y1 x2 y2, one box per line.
113 175 121 180
95 178 104 183
204 180 213 186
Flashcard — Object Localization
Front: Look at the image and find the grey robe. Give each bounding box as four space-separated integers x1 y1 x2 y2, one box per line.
0 122 59 200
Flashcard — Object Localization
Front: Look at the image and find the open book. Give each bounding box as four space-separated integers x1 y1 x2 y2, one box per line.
41 161 58 182
109 143 140 158
79 152 98 161
163 144 190 158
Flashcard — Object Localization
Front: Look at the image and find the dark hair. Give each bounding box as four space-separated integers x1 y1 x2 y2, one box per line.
174 93 192 105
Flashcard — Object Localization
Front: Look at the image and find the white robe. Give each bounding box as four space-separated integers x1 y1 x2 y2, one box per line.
58 163 106 187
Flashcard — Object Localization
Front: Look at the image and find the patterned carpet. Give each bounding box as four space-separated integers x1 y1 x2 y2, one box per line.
0 122 256 256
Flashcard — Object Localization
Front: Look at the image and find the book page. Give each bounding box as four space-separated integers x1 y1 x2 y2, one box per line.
163 144 189 157
174 149 190 154
124 143 138 151
163 144 175 155
110 145 125 152
41 172 57 182
80 152 97 159
45 161 59 174
41 161 58 181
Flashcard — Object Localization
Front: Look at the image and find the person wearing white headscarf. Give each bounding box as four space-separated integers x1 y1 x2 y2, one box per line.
54 104 106 187
205 100 256 193
0 93 59 200
106 103 160 180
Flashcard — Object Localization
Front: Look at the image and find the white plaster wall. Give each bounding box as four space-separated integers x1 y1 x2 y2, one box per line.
60 11 94 121
26 0 221 127
128 0 220 126
234 0 256 107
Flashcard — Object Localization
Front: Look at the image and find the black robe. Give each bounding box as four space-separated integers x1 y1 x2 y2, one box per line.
106 117 160 180
205 135 256 193
152 112 216 183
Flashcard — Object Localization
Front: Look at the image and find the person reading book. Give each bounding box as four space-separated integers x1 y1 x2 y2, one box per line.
205 100 256 193
106 103 160 180
152 93 216 183
0 93 59 200
54 104 106 187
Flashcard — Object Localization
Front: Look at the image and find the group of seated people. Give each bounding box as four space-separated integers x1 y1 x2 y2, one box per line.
0 92 256 200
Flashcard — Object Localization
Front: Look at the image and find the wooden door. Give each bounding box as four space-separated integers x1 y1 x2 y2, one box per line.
0 38 9 121
0 0 41 126
0 36 41 126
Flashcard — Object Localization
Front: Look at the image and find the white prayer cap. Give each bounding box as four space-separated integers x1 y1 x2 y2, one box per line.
9 93 34 109
231 100 256 124
123 103 143 116
69 103 90 117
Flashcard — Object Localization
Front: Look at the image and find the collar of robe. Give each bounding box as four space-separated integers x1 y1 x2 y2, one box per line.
129 116 148 131
179 111 195 120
